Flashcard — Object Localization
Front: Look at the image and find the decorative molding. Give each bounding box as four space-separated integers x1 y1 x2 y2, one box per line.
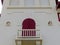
7 12 24 14
6 21 11 26
48 21 53 26
7 6 52 9
34 12 51 14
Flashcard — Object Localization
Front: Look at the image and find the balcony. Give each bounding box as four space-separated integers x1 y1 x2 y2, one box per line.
17 29 40 38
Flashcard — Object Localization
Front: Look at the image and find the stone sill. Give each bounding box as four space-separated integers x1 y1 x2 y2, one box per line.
7 6 52 9
15 37 42 40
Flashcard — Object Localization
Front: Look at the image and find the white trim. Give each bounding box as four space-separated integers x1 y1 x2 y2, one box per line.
16 38 42 40
17 41 21 45
36 41 40 45
7 6 52 9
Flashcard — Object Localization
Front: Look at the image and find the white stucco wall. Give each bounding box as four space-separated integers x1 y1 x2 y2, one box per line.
0 8 60 45
0 0 60 45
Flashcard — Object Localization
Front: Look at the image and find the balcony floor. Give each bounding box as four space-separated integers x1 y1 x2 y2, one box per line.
16 37 42 40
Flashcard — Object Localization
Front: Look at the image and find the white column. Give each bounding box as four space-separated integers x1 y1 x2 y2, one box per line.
20 0 24 7
35 0 40 7
17 41 21 45
36 41 40 45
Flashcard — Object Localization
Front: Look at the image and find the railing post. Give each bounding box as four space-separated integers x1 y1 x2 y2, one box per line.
17 29 40 38
17 30 19 37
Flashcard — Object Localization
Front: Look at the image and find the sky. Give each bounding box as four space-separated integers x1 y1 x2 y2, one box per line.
0 0 60 14
59 0 60 1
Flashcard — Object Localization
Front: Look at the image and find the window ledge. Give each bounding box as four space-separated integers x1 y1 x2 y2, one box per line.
15 38 42 40
7 6 52 9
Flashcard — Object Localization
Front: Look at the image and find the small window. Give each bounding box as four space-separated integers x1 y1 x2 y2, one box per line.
9 0 20 6
40 0 50 6
24 0 34 6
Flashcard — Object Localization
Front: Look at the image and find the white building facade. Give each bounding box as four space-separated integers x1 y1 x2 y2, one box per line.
0 0 60 45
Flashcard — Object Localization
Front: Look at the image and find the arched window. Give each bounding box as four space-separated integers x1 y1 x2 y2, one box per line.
22 18 36 36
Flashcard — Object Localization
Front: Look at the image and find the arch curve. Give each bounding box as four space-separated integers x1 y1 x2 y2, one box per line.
22 18 36 29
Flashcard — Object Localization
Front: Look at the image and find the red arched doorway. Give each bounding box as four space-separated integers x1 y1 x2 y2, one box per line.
22 18 36 37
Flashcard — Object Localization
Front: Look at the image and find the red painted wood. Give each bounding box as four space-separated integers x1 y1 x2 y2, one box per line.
22 18 36 36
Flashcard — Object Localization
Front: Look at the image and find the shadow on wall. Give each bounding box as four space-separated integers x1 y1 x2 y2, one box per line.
1 0 3 5
0 0 3 16
0 14 1 17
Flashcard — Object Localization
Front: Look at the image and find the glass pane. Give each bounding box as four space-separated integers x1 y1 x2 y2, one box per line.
24 0 34 6
40 0 49 6
9 0 20 6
